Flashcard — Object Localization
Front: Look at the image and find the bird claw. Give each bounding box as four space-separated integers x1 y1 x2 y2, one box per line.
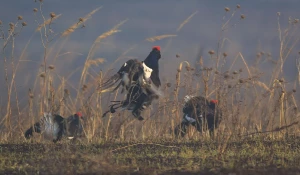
110 106 116 113
137 116 144 121
132 110 144 121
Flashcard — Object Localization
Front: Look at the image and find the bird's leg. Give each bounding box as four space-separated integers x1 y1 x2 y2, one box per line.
102 103 123 118
132 108 144 121
110 105 116 113
193 115 207 134
131 92 149 121
53 121 65 143
174 121 189 138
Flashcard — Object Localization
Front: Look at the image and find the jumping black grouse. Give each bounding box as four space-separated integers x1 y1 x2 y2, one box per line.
102 46 163 120
100 46 162 94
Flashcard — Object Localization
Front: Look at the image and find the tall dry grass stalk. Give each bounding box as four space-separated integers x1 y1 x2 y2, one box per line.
176 11 198 32
61 7 102 37
36 14 62 32
146 35 177 42
0 2 299 144
79 19 127 85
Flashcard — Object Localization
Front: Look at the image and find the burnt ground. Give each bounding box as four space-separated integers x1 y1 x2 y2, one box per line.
0 138 300 174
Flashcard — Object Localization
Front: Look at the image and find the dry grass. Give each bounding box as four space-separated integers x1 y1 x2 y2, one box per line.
61 6 102 37
0 2 300 174
146 34 177 42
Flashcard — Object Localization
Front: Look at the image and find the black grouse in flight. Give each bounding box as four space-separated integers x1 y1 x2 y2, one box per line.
102 46 163 120
100 46 162 94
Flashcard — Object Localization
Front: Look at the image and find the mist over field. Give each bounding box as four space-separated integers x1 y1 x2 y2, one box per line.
0 0 299 117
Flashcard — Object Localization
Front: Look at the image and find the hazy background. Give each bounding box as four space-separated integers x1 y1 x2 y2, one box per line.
0 0 300 114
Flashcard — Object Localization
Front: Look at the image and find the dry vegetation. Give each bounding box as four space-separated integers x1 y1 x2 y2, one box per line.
0 1 300 175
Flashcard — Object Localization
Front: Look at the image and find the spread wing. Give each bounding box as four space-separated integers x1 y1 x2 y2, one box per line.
99 59 144 94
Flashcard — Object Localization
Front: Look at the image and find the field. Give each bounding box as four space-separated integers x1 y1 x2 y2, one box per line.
1 1 300 175
1 138 300 175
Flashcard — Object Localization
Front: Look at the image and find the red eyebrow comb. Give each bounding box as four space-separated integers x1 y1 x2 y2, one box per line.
152 46 161 51
76 111 82 117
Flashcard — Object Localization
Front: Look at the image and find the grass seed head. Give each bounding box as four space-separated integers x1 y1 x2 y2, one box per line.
29 93 34 99
241 14 246 19
279 78 284 83
223 52 228 57
9 22 14 30
79 18 84 22
22 22 27 27
292 89 296 93
50 12 56 18
224 73 230 79
277 12 281 16
33 8 38 13
39 72 46 78
186 66 191 71
208 50 215 55
166 83 172 87
82 84 88 91
239 68 243 73
64 89 70 95
225 7 230 12
176 54 180 58
233 71 238 75
48 65 55 70
236 4 241 9
256 53 261 58
17 16 23 20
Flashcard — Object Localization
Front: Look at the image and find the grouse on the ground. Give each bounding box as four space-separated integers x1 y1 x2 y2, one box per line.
24 112 85 143
174 95 222 138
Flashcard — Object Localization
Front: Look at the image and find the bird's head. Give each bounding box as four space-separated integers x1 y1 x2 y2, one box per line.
143 46 161 69
75 111 84 120
209 99 218 109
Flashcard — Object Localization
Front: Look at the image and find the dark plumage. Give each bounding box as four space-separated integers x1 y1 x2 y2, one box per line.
24 112 85 143
100 46 161 94
174 95 222 138
102 46 162 120
102 82 159 120
65 112 85 140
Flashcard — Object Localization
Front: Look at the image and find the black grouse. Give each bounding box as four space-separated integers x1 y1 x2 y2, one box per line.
24 112 85 143
102 46 163 120
100 46 162 94
174 95 222 138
